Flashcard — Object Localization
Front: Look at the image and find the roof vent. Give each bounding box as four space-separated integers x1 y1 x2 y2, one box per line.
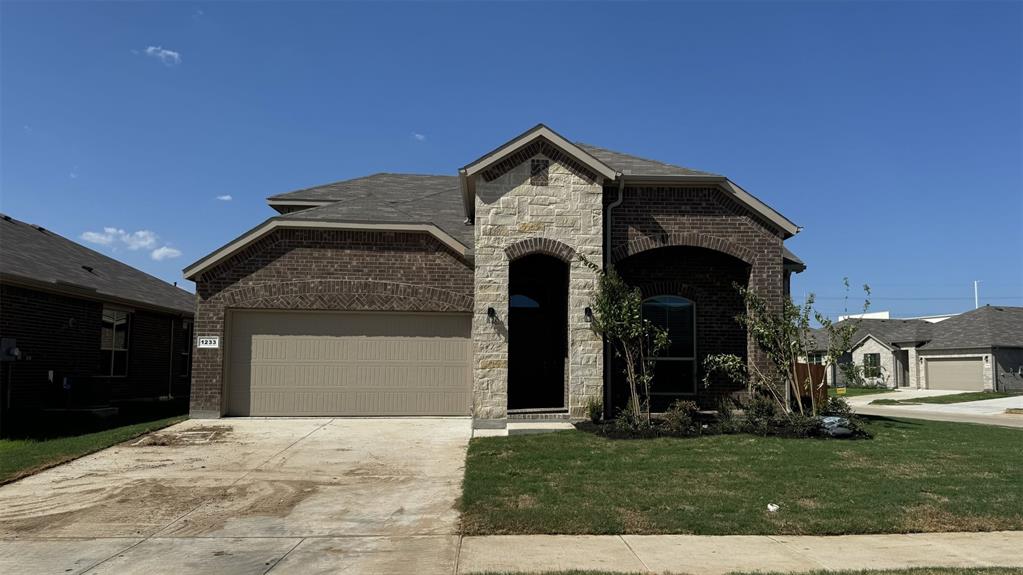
1 214 10 222
81 265 95 274
32 224 46 232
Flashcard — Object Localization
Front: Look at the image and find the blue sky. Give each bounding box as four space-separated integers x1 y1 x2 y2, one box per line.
2 1 1020 318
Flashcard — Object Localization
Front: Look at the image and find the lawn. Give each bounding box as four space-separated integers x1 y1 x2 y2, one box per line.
460 417 1023 535
0 415 185 484
870 392 1016 406
473 570 1023 575
829 387 895 398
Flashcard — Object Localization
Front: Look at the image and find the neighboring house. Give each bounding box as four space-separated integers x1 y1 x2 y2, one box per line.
813 306 1023 392
183 124 804 429
0 215 195 435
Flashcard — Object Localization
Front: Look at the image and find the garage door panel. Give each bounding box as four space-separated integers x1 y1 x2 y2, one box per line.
228 311 472 416
926 357 984 391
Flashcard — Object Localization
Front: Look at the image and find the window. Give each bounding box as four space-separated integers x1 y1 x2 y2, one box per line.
100 308 130 377
808 352 826 365
530 159 549 186
510 294 540 308
177 319 192 378
642 295 696 395
863 353 881 378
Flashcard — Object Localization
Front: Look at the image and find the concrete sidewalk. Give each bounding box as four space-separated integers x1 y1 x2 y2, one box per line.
845 389 1023 428
456 532 1023 574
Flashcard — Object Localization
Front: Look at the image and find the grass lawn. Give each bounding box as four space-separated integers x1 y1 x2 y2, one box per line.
472 564 1023 568
870 392 1016 406
460 417 1023 535
829 387 895 398
0 415 185 484
472 570 1023 575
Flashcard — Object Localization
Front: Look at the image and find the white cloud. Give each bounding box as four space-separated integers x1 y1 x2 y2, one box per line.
151 246 182 261
412 132 426 142
80 227 158 250
216 194 233 201
144 46 182 66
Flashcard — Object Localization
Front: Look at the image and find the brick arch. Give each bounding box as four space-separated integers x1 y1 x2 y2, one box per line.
220 279 472 313
610 232 756 266
504 237 577 263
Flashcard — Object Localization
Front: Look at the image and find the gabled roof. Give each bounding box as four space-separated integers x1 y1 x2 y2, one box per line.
920 306 1023 350
460 124 618 181
575 143 719 177
267 173 457 205
810 318 934 351
0 214 194 315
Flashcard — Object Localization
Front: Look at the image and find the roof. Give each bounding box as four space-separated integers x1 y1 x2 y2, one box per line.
575 143 719 177
460 124 617 180
0 214 194 315
268 173 458 204
919 306 1023 350
810 318 933 351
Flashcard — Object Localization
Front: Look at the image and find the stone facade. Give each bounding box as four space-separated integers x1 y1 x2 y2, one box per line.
190 228 473 417
472 154 604 425
850 336 896 388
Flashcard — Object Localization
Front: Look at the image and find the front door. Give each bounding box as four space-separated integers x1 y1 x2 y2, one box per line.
507 254 568 410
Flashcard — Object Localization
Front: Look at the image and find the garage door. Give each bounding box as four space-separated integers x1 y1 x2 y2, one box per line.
926 357 984 391
227 311 472 416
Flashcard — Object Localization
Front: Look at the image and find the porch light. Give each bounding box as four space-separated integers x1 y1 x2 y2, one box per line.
584 307 593 323
487 307 496 322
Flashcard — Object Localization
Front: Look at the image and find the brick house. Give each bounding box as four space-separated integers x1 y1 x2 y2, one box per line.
0 215 195 435
184 125 804 429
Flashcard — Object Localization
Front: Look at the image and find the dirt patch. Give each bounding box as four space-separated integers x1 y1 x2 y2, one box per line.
131 425 232 447
617 507 652 532
900 503 1020 532
161 479 322 536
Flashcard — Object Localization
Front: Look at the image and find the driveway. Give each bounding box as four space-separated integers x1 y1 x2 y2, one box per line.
849 389 1023 428
0 417 472 574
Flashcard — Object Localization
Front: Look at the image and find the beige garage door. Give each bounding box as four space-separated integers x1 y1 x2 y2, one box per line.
926 357 984 391
227 311 472 416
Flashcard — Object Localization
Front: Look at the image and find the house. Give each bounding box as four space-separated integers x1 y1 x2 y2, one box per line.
183 124 804 429
0 214 195 435
814 306 1023 392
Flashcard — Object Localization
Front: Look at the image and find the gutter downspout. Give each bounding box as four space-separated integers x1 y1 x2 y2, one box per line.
602 175 625 420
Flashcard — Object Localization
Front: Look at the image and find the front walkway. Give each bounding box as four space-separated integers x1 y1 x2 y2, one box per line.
847 389 1023 428
456 532 1023 574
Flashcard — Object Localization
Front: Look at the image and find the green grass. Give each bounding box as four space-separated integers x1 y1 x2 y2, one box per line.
0 415 185 484
460 417 1023 535
829 387 895 398
870 392 1016 406
472 570 1023 575
472 564 1023 568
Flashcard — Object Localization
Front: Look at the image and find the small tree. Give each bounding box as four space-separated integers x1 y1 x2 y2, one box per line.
581 256 669 424
703 279 870 416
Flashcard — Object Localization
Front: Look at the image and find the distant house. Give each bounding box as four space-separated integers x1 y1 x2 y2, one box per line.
813 306 1023 392
0 215 195 435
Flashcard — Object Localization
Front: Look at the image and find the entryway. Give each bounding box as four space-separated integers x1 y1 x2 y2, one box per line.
507 254 568 410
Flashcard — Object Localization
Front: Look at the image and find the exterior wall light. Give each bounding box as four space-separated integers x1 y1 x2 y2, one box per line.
584 307 593 323
487 307 496 322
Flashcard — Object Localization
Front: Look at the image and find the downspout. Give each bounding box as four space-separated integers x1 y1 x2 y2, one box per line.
602 175 625 420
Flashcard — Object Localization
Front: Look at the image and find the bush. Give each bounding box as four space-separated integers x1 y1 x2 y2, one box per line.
662 400 699 436
586 396 603 424
822 396 854 419
715 398 743 434
781 412 823 438
743 394 781 436
614 404 655 436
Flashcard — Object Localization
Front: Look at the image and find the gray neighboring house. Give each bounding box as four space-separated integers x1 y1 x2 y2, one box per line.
0 214 195 435
814 306 1023 392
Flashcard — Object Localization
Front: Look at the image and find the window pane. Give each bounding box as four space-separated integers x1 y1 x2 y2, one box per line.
509 294 540 308
101 321 114 349
100 350 113 376
650 360 695 394
112 350 128 377
113 320 129 350
643 296 694 358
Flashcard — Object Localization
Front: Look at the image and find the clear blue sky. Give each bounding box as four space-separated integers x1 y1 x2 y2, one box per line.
2 1 1021 318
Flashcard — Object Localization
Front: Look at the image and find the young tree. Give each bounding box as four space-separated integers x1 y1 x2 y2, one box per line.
581 256 669 424
703 279 870 416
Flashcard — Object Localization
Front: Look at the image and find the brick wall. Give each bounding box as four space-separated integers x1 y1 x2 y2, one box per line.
0 284 191 415
190 228 474 417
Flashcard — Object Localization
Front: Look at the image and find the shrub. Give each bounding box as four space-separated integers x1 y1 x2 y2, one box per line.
614 404 655 436
782 412 823 438
586 396 603 424
715 398 743 434
821 396 854 419
662 400 700 436
743 394 781 435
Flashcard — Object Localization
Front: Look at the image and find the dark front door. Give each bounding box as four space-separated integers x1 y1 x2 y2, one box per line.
508 254 568 410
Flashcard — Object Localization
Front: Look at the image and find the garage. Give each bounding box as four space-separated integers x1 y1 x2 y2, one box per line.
226 310 472 416
926 357 985 391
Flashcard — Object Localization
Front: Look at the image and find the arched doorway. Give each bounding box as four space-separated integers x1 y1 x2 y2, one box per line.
508 254 569 410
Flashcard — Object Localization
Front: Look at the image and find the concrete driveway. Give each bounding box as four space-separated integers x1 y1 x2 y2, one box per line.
849 389 1023 428
0 417 471 574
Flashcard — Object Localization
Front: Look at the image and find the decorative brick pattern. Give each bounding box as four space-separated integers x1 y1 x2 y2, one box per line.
189 228 473 417
530 159 550 186
474 153 604 425
504 237 576 262
480 140 600 185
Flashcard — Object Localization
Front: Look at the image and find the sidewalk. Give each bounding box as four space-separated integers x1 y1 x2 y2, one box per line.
456 531 1023 574
844 389 1023 429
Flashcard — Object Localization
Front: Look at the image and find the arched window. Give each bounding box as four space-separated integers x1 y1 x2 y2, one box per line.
510 294 541 308
642 295 696 395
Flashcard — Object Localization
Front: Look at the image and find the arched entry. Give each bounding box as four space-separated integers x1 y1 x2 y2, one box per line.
508 253 569 410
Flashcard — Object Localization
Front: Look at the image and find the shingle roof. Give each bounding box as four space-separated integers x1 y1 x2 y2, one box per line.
810 318 934 351
267 173 457 203
0 214 194 314
574 143 719 177
920 306 1023 350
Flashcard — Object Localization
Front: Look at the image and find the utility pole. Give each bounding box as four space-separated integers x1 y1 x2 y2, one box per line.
974 280 980 309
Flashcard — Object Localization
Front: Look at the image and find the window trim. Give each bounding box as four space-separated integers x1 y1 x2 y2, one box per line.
100 308 131 378
642 295 698 396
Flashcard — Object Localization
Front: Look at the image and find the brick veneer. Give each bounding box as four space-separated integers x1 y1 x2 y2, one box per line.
609 185 787 395
189 228 473 417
